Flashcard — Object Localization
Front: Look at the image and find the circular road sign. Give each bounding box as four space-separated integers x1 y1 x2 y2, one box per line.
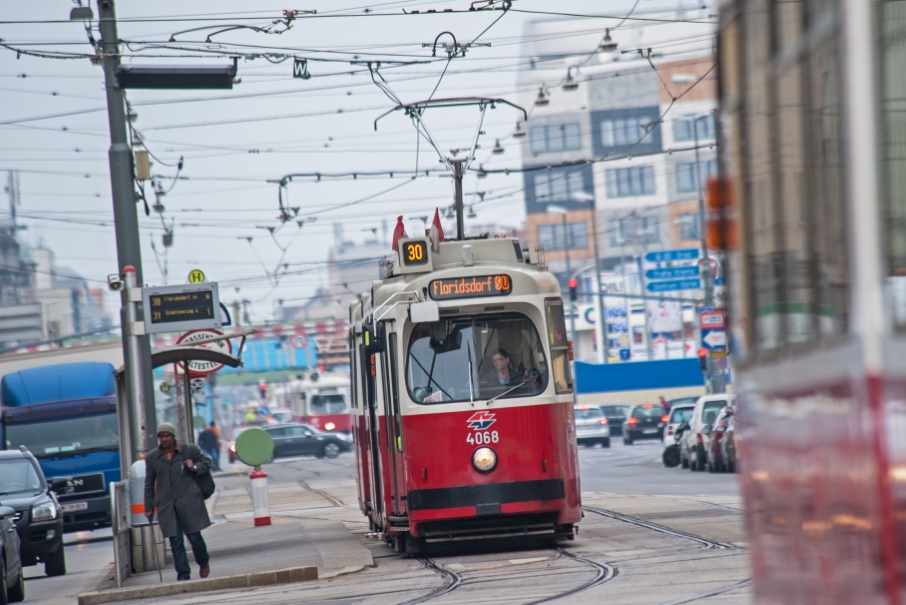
191 378 205 391
188 269 206 284
290 334 307 349
235 427 274 468
159 382 171 394
176 329 232 377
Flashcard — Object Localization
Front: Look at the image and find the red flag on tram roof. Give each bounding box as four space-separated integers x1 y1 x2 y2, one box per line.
391 215 407 252
429 208 445 252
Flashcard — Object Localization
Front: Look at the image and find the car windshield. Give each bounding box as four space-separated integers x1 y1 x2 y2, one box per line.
702 400 728 418
310 393 347 414
575 408 603 420
632 406 664 418
0 459 43 496
669 397 699 407
600 405 630 416
406 313 548 404
670 407 694 423
6 412 119 459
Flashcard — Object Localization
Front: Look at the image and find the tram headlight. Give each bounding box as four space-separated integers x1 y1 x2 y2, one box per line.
472 447 497 473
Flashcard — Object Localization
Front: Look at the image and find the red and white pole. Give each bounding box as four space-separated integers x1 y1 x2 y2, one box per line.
250 469 270 526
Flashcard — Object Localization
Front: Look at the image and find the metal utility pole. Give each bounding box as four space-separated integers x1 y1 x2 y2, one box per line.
97 0 157 459
693 113 723 393
561 214 577 347
452 159 465 240
589 210 607 363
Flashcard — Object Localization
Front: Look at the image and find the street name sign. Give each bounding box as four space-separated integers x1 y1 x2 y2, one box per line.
645 248 700 263
646 278 702 293
142 283 221 334
645 266 700 280
176 328 232 376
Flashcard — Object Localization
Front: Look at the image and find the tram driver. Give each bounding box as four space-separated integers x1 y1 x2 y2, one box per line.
479 348 524 387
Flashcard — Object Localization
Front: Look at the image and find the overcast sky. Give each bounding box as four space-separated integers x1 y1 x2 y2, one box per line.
0 0 715 323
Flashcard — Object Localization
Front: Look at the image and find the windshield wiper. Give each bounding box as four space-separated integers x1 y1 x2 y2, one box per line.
484 381 526 406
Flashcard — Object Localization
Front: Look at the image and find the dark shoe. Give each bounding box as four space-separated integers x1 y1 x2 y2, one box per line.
199 563 210 578
177 575 191 582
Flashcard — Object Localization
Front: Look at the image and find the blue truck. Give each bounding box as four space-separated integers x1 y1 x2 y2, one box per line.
0 362 120 533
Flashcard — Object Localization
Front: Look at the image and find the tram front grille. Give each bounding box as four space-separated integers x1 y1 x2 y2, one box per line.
421 512 560 542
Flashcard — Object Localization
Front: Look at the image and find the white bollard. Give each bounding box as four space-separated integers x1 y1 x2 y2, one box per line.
250 469 270 526
129 460 150 526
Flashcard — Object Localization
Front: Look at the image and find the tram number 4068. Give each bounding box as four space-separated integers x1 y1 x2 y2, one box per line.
467 431 500 445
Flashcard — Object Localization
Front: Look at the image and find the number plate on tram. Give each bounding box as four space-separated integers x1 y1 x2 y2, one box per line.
429 275 512 300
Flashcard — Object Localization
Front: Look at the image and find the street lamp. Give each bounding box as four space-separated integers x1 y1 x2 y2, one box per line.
548 205 577 351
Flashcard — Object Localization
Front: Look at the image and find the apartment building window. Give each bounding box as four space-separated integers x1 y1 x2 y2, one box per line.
609 216 659 246
605 166 656 198
675 160 717 194
538 222 589 250
529 123 581 154
600 115 659 148
673 114 715 142
677 213 701 241
534 169 586 203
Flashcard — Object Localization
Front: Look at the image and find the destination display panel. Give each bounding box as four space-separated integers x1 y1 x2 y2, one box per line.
142 282 221 334
429 275 512 300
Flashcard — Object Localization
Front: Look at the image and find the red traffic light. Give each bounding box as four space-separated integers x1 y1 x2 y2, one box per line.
697 348 708 357
567 278 578 288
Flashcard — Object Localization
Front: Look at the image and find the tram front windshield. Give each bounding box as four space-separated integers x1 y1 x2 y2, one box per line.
406 313 548 404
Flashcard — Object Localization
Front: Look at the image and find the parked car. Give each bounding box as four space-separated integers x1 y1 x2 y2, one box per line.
667 396 700 409
262 423 352 460
574 406 610 448
681 395 735 471
0 499 23 602
663 403 695 447
720 409 738 473
0 447 65 583
598 405 630 436
703 406 734 473
622 404 667 445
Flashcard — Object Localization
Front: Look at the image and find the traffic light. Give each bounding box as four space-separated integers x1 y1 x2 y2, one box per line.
567 278 578 302
697 347 709 372
258 382 268 399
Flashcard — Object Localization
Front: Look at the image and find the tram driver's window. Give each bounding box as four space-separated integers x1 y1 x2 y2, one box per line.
310 393 346 414
406 314 549 404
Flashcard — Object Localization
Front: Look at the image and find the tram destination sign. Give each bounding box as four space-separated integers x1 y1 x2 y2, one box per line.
429 275 512 300
142 282 222 334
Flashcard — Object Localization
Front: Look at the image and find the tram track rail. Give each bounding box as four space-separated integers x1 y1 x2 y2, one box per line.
400 547 613 605
582 506 742 550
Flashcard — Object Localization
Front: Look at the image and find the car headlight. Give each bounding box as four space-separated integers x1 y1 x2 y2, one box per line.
472 447 497 473
32 501 57 522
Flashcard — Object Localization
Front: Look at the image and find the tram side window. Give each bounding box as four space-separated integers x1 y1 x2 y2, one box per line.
545 301 573 393
310 393 347 414
406 313 548 404
881 2 906 329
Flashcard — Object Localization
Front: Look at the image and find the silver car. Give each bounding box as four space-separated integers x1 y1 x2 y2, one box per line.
575 406 610 448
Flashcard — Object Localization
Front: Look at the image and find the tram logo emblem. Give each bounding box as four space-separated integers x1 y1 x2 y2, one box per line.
467 412 496 430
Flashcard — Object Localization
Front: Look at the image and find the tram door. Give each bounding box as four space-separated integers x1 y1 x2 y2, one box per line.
349 336 370 513
360 345 384 526
379 332 404 515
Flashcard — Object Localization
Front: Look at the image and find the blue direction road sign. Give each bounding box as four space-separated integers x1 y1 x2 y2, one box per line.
701 328 727 351
646 266 700 280
646 278 702 293
645 248 700 263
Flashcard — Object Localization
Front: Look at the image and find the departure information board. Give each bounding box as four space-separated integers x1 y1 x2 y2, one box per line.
429 275 512 300
142 283 221 334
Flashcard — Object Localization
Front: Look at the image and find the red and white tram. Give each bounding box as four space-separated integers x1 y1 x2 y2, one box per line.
288 372 352 433
350 236 581 552
718 2 906 603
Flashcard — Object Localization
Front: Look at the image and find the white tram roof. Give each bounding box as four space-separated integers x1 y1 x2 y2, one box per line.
350 237 558 321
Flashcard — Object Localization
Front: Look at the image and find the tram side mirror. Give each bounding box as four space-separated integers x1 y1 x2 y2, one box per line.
409 301 439 323
363 321 386 354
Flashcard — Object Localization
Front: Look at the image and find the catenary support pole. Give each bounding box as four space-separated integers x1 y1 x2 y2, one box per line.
121 268 146 470
452 159 465 240
590 210 607 363
98 0 157 459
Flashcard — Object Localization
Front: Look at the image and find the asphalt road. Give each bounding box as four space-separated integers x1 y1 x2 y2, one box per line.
578 438 741 497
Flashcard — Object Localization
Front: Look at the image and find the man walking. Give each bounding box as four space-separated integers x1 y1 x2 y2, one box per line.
144 423 212 581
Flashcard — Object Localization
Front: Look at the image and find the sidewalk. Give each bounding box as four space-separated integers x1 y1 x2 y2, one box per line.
88 466 373 595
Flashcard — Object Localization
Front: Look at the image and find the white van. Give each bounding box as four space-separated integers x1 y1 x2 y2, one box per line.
680 394 736 471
